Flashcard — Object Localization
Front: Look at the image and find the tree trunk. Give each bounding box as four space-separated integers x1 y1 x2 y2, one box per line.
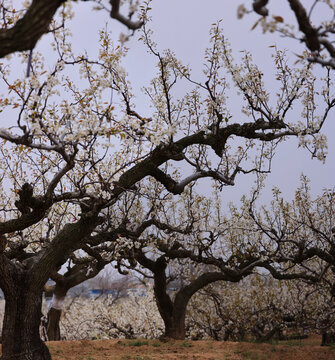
135 251 232 341
163 313 186 340
150 258 188 340
1 287 51 360
46 287 67 341
321 331 335 346
46 307 62 341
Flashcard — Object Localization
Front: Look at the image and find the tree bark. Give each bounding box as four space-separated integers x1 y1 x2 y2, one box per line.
0 199 102 356
162 309 187 340
148 257 187 339
46 308 62 341
1 286 51 360
0 0 64 58
321 331 335 346
150 259 189 339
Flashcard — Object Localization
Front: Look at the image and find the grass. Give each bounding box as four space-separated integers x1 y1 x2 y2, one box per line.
179 340 193 348
122 340 149 347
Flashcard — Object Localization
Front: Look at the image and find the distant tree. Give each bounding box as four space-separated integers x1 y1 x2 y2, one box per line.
247 178 335 344
43 184 190 341
114 187 326 340
0 3 333 359
188 275 320 341
46 264 133 341
114 188 247 339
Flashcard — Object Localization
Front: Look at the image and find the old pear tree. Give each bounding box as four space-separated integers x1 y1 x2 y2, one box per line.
0 1 334 359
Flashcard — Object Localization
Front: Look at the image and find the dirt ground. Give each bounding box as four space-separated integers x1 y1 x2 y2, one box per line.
46 335 335 360
1 335 334 359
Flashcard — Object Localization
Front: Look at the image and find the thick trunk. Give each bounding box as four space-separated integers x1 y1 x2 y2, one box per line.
1 287 51 360
159 272 231 340
150 258 187 340
152 268 187 339
321 331 335 346
136 251 233 341
163 313 186 340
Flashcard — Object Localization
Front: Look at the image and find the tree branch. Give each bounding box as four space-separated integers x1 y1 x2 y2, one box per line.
287 0 320 52
252 0 269 16
110 0 143 30
0 0 64 58
0 0 144 59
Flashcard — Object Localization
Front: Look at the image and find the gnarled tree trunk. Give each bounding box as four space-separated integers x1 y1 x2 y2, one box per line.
134 250 238 340
150 258 187 339
153 265 187 339
0 206 102 358
162 309 187 340
1 285 51 360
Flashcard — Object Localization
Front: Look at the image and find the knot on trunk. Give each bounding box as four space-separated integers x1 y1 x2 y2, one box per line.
14 183 43 214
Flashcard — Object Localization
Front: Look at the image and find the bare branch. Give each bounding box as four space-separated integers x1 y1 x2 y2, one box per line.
110 0 143 30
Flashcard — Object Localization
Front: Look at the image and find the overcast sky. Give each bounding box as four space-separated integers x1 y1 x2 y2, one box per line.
3 0 335 205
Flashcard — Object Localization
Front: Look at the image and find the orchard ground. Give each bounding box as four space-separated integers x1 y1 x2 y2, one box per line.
2 335 334 360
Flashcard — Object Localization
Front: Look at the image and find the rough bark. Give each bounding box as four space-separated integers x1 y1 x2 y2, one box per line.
46 308 62 341
0 0 64 58
159 272 237 340
133 253 185 339
132 245 252 340
163 314 187 340
1 275 51 360
151 258 186 339
0 0 143 59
